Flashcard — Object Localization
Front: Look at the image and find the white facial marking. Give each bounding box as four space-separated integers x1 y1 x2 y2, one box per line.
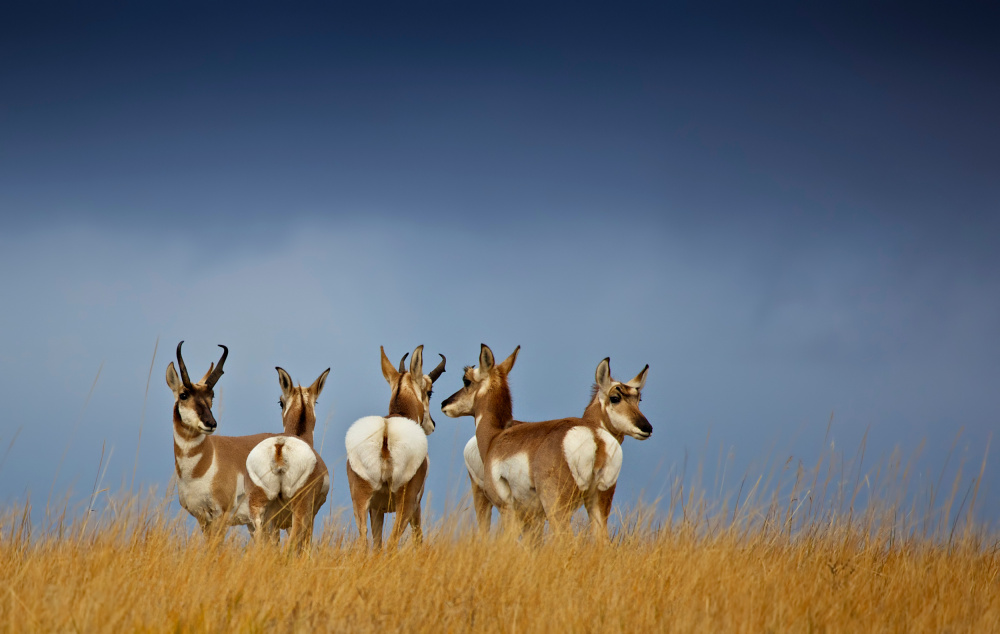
178 403 206 430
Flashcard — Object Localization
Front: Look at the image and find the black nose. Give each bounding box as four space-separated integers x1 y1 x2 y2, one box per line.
638 417 652 435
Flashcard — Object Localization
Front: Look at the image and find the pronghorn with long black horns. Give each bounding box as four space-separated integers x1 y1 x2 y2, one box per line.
461 357 652 533
246 367 331 550
166 341 275 536
442 344 645 540
345 346 445 549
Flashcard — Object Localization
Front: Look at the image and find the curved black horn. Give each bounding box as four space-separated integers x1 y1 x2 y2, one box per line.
176 341 193 388
398 352 409 374
205 345 228 387
428 354 446 382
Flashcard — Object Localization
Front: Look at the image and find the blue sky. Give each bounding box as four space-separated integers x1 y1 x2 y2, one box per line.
1 1 997 530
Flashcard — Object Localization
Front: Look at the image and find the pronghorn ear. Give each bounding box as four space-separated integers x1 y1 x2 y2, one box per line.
380 346 399 384
595 358 612 392
626 364 649 390
410 345 425 387
497 345 520 375
479 344 495 371
276 367 294 394
198 362 215 385
310 368 330 397
166 362 182 392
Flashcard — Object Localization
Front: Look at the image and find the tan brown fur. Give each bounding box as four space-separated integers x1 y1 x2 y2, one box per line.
166 342 275 536
247 368 331 551
346 345 445 550
443 346 651 540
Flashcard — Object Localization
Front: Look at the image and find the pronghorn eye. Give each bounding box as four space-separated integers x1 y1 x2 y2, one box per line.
609 394 621 404
463 378 471 388
278 399 284 409
179 392 189 401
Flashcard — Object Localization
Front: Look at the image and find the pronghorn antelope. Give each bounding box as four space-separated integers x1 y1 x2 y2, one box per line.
166 341 276 535
344 346 445 549
246 367 331 549
442 344 642 540
461 357 651 533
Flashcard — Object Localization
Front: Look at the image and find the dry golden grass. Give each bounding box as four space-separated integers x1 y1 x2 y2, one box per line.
2 485 997 633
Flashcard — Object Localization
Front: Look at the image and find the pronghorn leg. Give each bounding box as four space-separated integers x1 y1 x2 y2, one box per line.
499 507 523 539
470 476 493 535
288 496 313 553
590 484 617 542
390 458 427 548
347 461 373 548
585 491 611 542
370 507 385 551
521 512 544 546
538 486 574 539
409 504 423 545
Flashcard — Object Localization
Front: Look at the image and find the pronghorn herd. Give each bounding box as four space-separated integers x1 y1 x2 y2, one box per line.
166 341 652 549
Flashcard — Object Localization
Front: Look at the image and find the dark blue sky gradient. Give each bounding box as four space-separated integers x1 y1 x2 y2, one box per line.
1 2 998 530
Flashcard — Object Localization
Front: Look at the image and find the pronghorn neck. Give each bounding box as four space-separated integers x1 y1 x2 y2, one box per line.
472 380 513 463
282 390 316 446
582 398 626 445
172 413 213 478
387 376 423 424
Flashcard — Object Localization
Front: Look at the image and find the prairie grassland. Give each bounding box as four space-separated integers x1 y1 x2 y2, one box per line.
2 478 998 634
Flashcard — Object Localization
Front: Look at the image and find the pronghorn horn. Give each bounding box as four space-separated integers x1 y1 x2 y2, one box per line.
204 345 228 388
428 354 446 382
398 352 409 374
176 341 193 388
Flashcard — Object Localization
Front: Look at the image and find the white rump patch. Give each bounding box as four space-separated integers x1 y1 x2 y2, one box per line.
463 436 485 489
594 428 623 491
345 416 428 491
489 452 533 507
247 436 318 501
562 426 598 490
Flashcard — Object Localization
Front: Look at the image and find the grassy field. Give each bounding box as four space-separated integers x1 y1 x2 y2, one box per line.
2 478 998 633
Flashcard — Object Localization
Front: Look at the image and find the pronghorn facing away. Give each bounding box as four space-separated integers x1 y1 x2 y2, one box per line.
461 357 651 533
442 344 632 540
345 346 445 549
166 341 276 536
246 368 331 550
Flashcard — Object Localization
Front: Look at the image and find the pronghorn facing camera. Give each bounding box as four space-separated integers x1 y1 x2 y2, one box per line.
345 346 445 549
441 344 628 540
461 357 652 533
246 368 331 550
166 341 276 536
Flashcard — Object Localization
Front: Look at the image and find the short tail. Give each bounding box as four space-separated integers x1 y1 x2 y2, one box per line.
272 437 288 475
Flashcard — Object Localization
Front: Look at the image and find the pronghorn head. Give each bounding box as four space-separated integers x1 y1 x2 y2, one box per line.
590 358 652 440
165 341 228 435
381 345 446 435
441 343 519 424
276 366 331 440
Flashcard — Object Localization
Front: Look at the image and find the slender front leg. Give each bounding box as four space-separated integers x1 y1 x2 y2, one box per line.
471 477 493 535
